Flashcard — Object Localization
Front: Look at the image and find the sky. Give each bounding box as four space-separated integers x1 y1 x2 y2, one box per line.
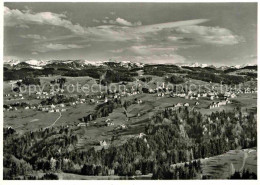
4 3 257 66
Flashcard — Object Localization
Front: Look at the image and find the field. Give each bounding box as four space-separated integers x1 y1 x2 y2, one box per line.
4 75 257 148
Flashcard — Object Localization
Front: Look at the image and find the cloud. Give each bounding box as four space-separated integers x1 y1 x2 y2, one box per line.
32 51 38 55
115 17 133 26
115 18 142 26
109 49 125 53
92 19 100 23
4 6 211 43
96 17 142 27
168 36 183 41
34 43 89 53
114 53 187 64
174 25 243 45
4 6 85 35
20 34 46 40
131 19 208 33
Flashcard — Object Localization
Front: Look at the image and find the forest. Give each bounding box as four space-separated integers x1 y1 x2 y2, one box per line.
3 104 257 179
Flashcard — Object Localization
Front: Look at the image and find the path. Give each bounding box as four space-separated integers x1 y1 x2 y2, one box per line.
45 112 62 129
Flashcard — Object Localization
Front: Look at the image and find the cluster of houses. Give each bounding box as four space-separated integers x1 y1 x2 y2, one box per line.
37 104 67 113
105 119 114 126
208 99 231 109
5 93 25 100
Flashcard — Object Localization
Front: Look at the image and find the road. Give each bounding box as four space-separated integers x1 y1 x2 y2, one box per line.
45 112 62 129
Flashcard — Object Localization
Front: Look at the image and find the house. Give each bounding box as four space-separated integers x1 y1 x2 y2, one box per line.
138 133 146 138
55 109 60 112
50 104 56 109
230 93 237 98
184 103 190 107
25 106 29 110
120 124 126 129
48 109 54 113
18 94 23 97
190 96 195 100
176 103 183 107
210 96 214 100
77 122 86 127
61 109 67 112
100 140 107 147
60 104 65 107
107 122 114 126
218 101 227 106
202 93 207 97
195 102 199 105
137 99 142 104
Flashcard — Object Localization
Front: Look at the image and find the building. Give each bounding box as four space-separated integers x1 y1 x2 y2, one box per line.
184 103 190 107
100 140 107 147
77 123 86 127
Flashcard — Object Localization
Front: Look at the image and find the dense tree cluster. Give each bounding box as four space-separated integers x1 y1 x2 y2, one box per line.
101 70 137 85
187 72 249 85
82 99 122 122
165 75 185 84
230 170 257 179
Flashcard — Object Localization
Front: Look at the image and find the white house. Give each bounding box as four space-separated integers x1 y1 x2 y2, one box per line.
184 103 190 107
100 140 107 147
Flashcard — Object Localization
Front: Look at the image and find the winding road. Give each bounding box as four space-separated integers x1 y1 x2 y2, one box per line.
45 112 62 129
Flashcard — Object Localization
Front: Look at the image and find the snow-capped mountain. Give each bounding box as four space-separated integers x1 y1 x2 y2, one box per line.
4 59 256 70
181 62 211 68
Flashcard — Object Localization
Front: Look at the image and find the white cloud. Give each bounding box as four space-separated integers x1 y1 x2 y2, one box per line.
92 19 100 23
174 25 243 45
115 17 133 26
168 36 183 41
109 49 125 53
20 34 46 40
4 6 212 43
4 6 85 35
34 43 88 53
132 19 208 33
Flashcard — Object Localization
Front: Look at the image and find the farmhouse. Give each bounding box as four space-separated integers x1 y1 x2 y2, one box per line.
138 133 146 138
61 109 67 112
184 103 190 107
120 124 126 129
175 103 183 107
77 123 86 127
100 140 107 147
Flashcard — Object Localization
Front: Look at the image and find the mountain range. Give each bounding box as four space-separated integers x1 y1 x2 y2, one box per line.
4 59 257 70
